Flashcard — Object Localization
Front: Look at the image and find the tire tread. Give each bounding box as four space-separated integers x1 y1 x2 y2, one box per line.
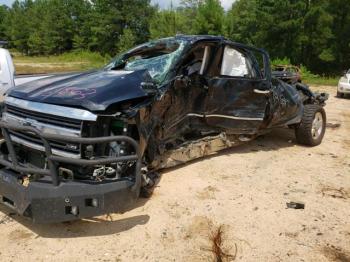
295 104 326 146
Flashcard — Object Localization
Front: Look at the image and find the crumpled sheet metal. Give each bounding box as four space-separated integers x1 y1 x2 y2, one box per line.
150 133 243 169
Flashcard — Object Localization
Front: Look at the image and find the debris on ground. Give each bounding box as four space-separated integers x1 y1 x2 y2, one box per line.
286 202 305 209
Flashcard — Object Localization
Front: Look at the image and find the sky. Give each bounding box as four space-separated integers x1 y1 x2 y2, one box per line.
0 0 236 10
152 0 235 10
0 0 12 6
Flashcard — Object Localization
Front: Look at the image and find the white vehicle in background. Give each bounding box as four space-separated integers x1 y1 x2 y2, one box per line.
0 48 51 100
337 69 350 98
0 48 15 98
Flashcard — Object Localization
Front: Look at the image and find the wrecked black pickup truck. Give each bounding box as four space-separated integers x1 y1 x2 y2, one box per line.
0 35 328 223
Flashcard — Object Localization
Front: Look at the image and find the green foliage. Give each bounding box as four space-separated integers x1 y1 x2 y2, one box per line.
271 58 292 67
13 50 110 74
0 0 349 78
14 50 108 63
299 65 318 79
117 28 136 53
0 5 8 39
149 2 200 40
150 10 178 39
1 0 155 55
194 0 225 35
299 65 337 87
225 0 257 45
225 0 346 75
88 0 155 54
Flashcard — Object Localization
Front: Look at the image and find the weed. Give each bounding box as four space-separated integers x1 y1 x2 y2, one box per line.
209 225 237 262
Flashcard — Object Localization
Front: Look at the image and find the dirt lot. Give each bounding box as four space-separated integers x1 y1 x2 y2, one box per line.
0 85 349 262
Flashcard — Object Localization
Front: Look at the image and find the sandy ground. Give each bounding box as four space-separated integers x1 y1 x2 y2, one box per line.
0 85 349 262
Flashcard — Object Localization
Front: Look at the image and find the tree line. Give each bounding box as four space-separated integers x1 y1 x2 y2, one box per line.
0 0 349 75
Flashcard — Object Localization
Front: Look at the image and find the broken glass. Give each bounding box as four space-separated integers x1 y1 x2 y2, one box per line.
109 38 187 84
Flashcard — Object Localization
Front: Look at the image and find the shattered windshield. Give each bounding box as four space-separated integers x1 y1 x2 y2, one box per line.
109 38 187 84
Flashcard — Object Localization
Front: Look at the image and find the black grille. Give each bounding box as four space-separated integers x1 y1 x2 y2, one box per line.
5 105 82 156
6 105 82 130
9 130 81 154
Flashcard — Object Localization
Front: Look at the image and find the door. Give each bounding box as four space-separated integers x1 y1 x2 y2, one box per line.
0 49 15 99
205 45 271 134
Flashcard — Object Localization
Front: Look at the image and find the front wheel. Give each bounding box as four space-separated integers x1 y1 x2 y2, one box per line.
295 104 326 146
337 91 344 98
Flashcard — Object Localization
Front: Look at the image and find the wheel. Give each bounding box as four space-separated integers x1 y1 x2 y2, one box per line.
140 172 160 198
337 91 344 98
295 104 326 146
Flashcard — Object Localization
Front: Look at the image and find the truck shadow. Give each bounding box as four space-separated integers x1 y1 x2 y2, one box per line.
225 127 298 154
0 200 150 238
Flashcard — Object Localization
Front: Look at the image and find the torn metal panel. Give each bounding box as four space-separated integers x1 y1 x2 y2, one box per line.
150 133 243 169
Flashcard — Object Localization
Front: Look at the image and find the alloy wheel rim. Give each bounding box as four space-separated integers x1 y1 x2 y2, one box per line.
311 112 324 139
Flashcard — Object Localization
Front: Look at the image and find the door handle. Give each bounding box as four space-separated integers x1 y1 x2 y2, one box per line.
254 89 271 94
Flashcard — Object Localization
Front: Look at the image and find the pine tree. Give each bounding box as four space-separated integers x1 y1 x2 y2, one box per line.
117 28 136 53
193 0 225 35
0 5 8 40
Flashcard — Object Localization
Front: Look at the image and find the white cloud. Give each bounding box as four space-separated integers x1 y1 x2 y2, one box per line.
0 0 14 6
221 0 235 10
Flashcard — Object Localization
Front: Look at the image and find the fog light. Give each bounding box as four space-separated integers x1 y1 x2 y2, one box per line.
71 206 79 216
65 205 79 216
92 199 98 207
85 198 99 207
66 144 78 150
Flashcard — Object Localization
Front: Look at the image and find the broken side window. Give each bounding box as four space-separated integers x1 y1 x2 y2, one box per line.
220 46 249 78
180 46 206 76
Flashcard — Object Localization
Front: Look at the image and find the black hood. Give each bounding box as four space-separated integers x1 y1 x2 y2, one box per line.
8 69 155 112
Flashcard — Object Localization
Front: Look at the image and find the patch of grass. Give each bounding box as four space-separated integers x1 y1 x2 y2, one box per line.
271 59 339 86
298 65 338 86
12 50 112 75
303 76 338 86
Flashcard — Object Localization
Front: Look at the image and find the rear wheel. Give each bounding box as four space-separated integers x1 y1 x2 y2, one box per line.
337 91 344 98
295 104 326 146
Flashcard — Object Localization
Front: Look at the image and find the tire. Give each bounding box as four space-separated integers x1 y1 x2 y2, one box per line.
295 104 326 146
337 91 344 98
140 172 160 198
